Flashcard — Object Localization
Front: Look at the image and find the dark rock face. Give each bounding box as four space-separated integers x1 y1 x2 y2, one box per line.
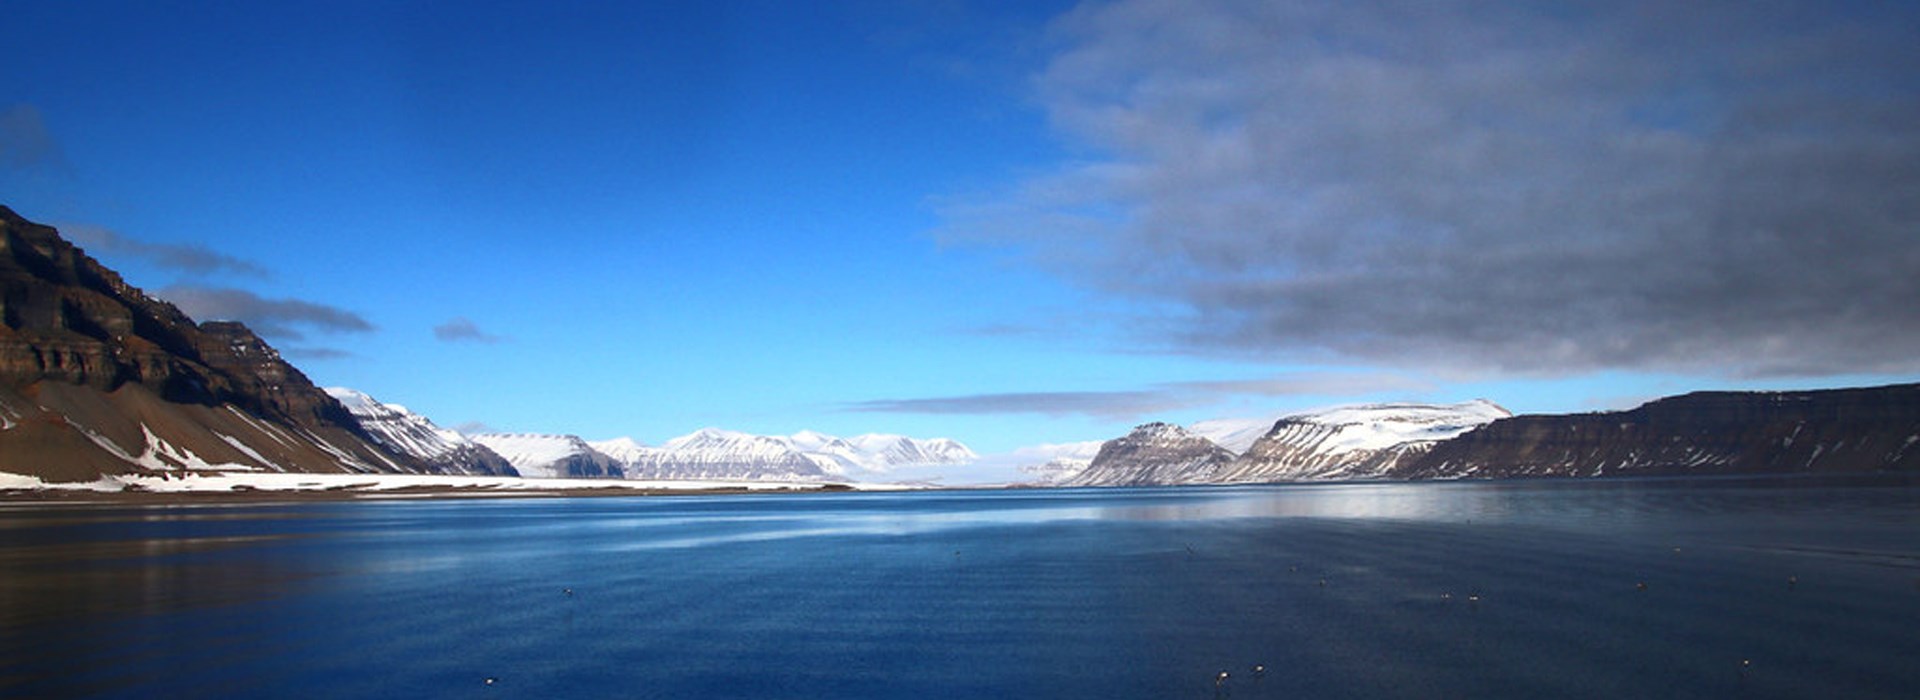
1064 422 1235 487
0 206 427 480
1399 384 1920 478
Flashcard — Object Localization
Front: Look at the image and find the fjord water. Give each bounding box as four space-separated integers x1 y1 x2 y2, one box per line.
3 479 1918 699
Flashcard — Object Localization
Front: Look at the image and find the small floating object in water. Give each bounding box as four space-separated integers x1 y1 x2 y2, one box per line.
564 588 574 596
1317 579 1327 587
1252 664 1266 678
1636 582 1648 591
1441 592 1452 601
1215 671 1230 687
1467 594 1481 604
484 677 498 686
1786 576 1797 590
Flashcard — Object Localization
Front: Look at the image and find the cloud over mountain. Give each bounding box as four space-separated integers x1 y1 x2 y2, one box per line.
159 284 374 343
849 371 1426 420
63 224 269 278
947 0 1920 378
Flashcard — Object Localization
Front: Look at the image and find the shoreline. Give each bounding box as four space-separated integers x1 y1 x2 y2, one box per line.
0 470 887 506
0 484 855 505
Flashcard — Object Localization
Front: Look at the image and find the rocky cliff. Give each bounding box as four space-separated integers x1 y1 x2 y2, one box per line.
0 206 427 480
1397 384 1920 478
1063 422 1235 487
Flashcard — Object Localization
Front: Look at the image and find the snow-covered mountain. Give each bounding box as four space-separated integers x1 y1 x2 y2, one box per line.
783 431 977 475
602 428 823 481
1063 423 1236 487
1188 417 1285 454
1217 400 1511 482
595 429 977 482
1056 401 1510 486
470 433 623 479
1014 441 1106 484
324 388 518 476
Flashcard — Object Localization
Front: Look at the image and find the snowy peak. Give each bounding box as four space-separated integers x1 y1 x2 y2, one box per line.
595 428 978 482
613 428 824 481
1015 440 1106 484
1064 423 1235 487
837 433 978 472
1218 400 1510 482
324 388 517 477
586 437 650 465
470 433 621 479
1275 400 1512 452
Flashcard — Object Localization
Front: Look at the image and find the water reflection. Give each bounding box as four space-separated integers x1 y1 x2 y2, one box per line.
2 476 1918 699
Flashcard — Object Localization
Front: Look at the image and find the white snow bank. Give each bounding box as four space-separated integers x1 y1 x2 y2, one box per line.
0 471 911 496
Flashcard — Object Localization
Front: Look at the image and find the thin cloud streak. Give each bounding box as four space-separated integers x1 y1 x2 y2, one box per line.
847 371 1427 420
159 284 374 342
433 317 507 344
64 224 270 278
945 0 1920 378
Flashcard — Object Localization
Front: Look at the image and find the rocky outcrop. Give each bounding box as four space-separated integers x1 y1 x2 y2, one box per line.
1397 385 1920 478
1063 423 1235 487
0 206 426 480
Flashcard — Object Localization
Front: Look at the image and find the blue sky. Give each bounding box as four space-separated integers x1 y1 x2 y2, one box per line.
5 1 1918 459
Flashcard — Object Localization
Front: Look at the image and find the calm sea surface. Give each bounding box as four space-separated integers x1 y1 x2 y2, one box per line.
3 477 1918 699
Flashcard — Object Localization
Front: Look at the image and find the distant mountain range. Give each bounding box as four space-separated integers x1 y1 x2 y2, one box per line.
334 394 977 483
1056 401 1510 486
3 205 1917 488
1055 388 1920 486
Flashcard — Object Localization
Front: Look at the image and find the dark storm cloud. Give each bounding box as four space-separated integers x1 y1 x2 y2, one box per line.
64 224 270 278
0 104 67 172
945 0 1920 377
848 371 1425 419
159 285 374 342
433 317 506 343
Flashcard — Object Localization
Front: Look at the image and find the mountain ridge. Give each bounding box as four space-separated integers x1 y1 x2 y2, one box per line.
0 206 428 481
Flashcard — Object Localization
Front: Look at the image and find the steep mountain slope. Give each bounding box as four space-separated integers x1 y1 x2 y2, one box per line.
326 388 517 476
1063 423 1235 487
1217 401 1510 482
0 206 426 481
469 433 623 479
1398 385 1920 478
